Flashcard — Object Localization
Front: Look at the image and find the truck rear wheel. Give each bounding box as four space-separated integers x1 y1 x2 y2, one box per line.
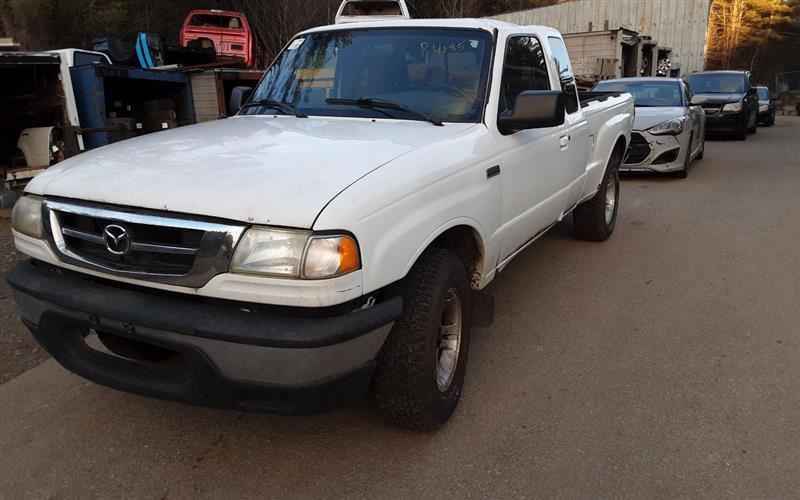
372 249 471 431
573 148 621 242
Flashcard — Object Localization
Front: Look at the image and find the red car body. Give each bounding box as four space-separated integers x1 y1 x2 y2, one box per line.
180 9 253 67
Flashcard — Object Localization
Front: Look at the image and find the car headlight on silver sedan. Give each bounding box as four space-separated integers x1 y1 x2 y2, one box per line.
231 227 361 279
648 117 686 136
11 195 44 239
722 102 743 113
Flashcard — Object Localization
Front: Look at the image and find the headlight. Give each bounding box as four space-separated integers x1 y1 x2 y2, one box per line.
231 227 361 279
648 117 685 136
11 195 44 239
722 102 742 113
759 104 769 113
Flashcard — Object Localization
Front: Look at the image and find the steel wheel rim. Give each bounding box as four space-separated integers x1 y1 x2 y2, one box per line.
605 174 618 225
436 288 462 392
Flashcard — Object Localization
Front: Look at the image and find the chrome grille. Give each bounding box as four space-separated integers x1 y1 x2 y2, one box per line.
43 200 247 288
625 132 651 165
702 106 720 115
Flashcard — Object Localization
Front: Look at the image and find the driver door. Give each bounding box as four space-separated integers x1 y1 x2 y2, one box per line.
493 35 569 263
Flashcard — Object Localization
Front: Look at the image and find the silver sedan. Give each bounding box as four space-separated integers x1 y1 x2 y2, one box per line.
593 78 706 178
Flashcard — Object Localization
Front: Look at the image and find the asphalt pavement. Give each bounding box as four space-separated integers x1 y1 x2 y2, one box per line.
1 118 799 499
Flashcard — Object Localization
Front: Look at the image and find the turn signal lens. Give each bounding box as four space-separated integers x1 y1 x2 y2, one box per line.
303 235 361 279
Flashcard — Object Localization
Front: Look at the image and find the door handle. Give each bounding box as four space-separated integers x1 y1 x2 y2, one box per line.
486 165 501 179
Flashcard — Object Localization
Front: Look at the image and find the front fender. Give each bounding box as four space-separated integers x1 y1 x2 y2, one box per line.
313 127 501 295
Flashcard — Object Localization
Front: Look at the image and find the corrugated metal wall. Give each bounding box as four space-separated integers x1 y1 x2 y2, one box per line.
493 0 712 75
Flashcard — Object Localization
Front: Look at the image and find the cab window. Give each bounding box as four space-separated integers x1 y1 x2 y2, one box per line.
342 1 403 16
548 36 579 114
189 14 243 30
498 36 550 116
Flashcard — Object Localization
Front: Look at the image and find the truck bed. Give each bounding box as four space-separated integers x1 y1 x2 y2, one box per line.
578 91 625 108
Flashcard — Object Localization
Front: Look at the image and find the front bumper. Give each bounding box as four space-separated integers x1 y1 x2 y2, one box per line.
8 260 402 414
704 112 745 133
622 131 685 173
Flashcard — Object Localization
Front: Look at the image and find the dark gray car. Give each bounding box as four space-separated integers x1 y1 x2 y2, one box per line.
756 86 777 126
686 71 759 140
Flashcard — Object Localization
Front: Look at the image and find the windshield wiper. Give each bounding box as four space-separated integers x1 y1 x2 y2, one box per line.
241 99 308 118
326 98 444 126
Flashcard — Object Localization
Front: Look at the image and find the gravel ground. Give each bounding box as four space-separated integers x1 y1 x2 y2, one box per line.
0 217 48 385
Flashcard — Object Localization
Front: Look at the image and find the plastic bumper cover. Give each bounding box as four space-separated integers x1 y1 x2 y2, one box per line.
705 112 745 133
7 261 402 414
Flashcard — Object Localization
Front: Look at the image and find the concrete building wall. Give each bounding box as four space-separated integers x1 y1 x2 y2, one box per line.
492 0 712 75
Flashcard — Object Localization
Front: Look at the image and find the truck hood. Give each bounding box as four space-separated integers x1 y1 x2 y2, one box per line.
27 116 477 228
633 107 686 131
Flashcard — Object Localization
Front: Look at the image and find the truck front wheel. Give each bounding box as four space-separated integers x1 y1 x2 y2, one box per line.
372 249 472 431
573 148 621 242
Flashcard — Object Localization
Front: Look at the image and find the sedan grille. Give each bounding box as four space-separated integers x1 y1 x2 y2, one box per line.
625 132 651 165
44 200 246 288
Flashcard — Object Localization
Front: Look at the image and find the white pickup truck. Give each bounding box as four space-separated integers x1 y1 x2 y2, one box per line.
9 19 633 430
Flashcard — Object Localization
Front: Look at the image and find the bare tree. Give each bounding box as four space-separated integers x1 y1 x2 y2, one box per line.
707 0 793 70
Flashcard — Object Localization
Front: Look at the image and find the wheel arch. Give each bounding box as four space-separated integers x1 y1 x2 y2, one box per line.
591 133 627 193
405 220 487 290
611 134 628 166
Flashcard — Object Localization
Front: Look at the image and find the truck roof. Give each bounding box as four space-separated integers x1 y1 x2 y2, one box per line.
301 18 559 37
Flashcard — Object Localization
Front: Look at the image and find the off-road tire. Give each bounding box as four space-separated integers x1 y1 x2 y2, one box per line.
372 249 472 431
573 147 621 242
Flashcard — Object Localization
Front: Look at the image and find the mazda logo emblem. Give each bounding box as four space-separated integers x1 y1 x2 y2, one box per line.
103 224 131 256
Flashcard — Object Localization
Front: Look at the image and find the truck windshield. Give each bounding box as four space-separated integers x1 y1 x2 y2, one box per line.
687 73 746 94
245 28 494 124
594 81 683 107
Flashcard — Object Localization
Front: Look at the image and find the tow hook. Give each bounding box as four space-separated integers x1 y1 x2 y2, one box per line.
360 296 377 311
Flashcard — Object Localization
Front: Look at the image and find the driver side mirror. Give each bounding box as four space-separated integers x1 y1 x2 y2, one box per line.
228 86 254 116
499 91 566 134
